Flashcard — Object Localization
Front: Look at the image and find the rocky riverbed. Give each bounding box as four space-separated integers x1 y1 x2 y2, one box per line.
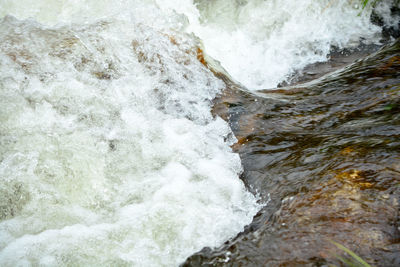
184 39 400 266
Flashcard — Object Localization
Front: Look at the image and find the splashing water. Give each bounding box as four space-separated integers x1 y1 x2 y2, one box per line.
0 1 260 266
0 0 396 266
158 0 395 89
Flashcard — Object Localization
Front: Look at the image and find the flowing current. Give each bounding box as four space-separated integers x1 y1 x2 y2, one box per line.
0 0 396 266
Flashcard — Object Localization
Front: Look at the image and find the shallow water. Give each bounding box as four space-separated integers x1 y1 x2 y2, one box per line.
185 39 400 266
0 0 399 266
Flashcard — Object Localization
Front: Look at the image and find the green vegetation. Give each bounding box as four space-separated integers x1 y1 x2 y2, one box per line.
359 0 400 9
361 0 378 8
329 240 372 267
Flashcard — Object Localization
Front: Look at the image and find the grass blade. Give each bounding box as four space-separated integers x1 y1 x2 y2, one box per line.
330 240 372 267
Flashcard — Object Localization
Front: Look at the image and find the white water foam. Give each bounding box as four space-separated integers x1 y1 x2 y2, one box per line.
0 2 260 266
157 0 395 89
0 0 396 265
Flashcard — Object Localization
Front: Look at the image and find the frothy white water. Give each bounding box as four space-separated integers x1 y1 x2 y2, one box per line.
158 0 395 89
2 0 396 90
0 0 396 265
0 2 260 266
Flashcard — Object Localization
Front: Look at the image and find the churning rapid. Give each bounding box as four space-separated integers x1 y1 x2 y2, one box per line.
159 0 398 89
0 0 396 266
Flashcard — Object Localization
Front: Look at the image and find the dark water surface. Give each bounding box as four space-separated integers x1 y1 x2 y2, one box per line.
184 39 400 266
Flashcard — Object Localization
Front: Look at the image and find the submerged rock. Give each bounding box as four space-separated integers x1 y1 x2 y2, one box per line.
183 39 400 266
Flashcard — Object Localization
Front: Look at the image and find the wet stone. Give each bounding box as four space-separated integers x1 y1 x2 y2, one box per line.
184 39 400 266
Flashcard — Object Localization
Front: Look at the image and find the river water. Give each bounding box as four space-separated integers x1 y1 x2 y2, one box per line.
0 0 398 266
